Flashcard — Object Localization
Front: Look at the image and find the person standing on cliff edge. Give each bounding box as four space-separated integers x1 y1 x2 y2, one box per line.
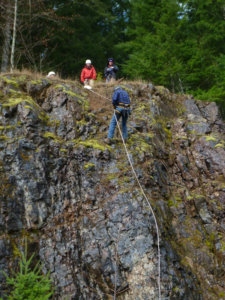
105 86 131 144
104 58 119 83
81 59 97 89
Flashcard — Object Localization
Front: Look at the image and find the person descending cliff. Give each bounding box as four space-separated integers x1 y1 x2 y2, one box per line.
81 59 97 90
104 58 119 83
105 86 131 144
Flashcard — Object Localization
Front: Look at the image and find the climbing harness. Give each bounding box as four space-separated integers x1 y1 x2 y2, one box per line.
89 88 161 300
115 109 130 118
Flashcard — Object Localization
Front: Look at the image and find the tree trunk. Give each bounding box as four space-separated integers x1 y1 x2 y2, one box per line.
1 1 11 73
178 74 184 94
10 0 18 73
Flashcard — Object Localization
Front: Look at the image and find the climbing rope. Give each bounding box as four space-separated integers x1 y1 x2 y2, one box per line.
89 88 161 300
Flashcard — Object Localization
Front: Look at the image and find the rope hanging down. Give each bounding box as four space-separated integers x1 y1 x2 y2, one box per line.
89 88 161 300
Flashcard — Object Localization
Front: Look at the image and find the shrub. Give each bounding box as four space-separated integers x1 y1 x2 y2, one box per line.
2 246 53 300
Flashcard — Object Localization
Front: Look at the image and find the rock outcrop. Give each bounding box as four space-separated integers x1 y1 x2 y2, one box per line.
0 75 224 299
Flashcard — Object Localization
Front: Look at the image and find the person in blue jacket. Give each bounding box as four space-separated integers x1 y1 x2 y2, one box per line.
106 86 131 144
104 58 119 83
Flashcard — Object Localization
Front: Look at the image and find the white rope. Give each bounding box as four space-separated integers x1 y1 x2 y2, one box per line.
89 88 161 300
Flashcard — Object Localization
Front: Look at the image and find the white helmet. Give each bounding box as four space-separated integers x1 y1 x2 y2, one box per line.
47 71 56 78
85 59 91 64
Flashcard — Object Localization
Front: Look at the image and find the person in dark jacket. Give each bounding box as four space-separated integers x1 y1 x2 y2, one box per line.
106 86 131 143
104 58 119 83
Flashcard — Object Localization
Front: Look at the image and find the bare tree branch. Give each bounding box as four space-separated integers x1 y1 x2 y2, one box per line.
10 0 18 72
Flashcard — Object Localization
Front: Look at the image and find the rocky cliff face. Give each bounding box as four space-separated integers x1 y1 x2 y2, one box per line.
0 74 224 299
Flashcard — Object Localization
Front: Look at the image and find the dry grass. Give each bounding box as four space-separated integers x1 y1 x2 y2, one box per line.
89 85 112 112
0 69 80 85
121 79 148 86
2 69 44 79
1 70 150 90
88 78 146 124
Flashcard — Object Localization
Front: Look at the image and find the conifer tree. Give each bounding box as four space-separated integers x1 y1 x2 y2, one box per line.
3 244 53 300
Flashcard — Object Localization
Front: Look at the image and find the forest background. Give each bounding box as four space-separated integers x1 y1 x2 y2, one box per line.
0 0 225 113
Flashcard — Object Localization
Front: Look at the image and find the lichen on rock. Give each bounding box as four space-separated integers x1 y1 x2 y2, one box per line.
0 75 224 299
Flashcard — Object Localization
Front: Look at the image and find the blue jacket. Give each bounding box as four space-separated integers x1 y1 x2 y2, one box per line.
112 88 130 107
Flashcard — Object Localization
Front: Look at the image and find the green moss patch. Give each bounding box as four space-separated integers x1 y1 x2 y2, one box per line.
78 139 109 151
128 133 153 156
54 84 89 111
214 143 225 148
2 93 49 122
43 132 63 144
204 135 217 142
0 135 11 140
30 79 43 85
84 162 95 169
0 76 19 88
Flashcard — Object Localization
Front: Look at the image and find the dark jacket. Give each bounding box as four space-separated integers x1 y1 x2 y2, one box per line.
104 64 119 79
112 88 130 107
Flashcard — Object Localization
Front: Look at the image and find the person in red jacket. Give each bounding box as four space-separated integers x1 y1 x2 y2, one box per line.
81 59 97 89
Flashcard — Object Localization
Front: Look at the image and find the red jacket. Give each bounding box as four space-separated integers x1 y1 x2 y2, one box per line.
81 66 97 83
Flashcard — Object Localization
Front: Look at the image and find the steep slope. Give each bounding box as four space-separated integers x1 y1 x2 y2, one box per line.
0 75 224 299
